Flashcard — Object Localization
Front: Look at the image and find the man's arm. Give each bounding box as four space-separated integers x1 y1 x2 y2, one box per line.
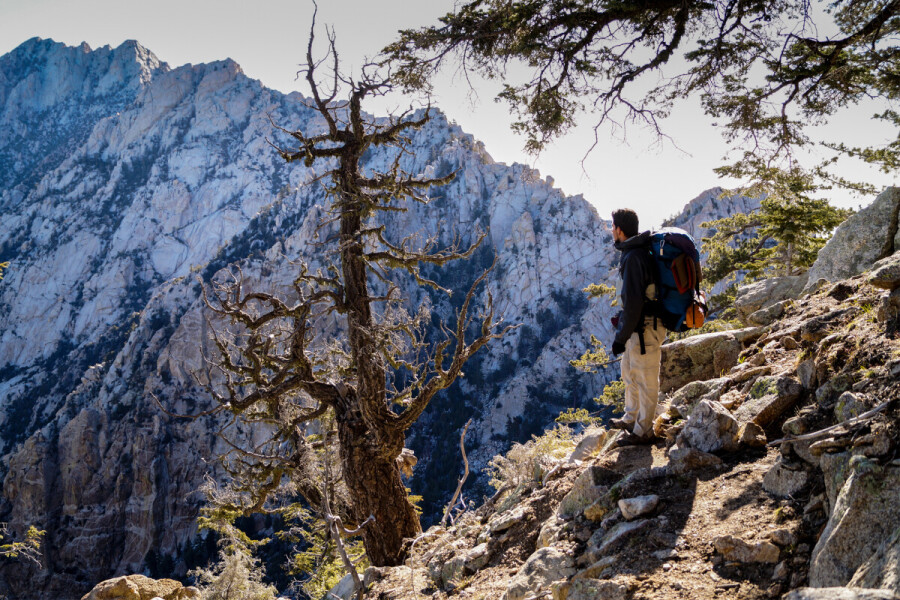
614 252 647 347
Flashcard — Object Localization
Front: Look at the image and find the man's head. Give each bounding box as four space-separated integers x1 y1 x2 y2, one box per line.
611 208 639 242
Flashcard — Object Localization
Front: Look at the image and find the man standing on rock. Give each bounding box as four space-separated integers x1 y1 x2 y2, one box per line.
609 209 664 444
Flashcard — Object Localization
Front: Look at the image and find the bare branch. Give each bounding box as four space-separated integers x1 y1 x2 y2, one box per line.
441 419 473 527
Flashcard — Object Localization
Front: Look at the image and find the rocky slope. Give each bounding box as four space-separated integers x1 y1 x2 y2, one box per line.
0 38 764 599
352 187 900 600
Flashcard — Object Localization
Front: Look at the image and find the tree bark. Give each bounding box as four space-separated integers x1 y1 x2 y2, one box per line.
334 401 420 566
336 159 421 565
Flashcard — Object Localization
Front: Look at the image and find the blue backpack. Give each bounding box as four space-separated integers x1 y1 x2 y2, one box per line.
645 228 707 332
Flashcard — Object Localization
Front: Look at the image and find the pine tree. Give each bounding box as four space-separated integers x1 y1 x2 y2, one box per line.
386 0 900 186
701 168 853 287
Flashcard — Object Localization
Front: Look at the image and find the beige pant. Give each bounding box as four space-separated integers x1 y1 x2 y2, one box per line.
621 317 665 437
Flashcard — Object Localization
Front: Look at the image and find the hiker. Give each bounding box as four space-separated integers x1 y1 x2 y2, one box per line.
609 209 664 444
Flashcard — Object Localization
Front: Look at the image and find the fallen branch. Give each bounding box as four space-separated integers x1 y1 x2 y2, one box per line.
767 398 892 447
480 483 514 514
542 463 564 487
442 419 473 527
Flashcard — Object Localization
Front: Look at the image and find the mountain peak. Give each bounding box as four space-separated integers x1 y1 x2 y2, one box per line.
1 37 167 105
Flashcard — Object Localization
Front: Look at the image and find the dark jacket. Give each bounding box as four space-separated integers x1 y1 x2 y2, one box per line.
614 231 654 346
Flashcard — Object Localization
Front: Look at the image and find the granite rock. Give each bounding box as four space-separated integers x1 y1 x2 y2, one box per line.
618 495 659 521
805 187 900 289
714 536 781 563
811 461 900 587
676 400 739 453
80 575 199 600
849 524 900 593
502 546 577 600
868 253 900 290
735 276 807 324
661 330 761 393
763 460 810 497
734 375 803 427
667 445 723 474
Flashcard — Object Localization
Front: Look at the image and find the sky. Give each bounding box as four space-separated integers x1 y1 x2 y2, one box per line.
1 0 896 227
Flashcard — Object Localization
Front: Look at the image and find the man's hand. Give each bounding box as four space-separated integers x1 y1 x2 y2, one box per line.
611 341 626 356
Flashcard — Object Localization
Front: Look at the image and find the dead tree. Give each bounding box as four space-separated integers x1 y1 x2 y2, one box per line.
201 14 510 567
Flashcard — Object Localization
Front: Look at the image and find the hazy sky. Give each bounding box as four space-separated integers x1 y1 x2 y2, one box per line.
1 0 896 226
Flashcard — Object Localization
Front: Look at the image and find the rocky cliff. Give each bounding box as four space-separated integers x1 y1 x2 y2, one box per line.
0 38 763 599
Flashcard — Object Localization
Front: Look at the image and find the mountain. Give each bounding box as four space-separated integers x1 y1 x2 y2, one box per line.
0 38 757 598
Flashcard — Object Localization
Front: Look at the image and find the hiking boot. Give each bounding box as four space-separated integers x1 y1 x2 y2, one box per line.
609 418 633 431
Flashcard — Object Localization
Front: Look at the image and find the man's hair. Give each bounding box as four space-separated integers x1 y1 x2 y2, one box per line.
611 209 639 238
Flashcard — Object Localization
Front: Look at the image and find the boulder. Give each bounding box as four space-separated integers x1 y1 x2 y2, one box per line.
568 427 612 462
805 187 900 289
783 415 808 436
80 575 198 600
810 460 900 587
668 377 730 418
785 589 900 600
735 275 807 324
787 437 821 467
490 504 528 534
738 422 767 447
834 391 865 422
849 524 900 593
747 300 791 327
868 253 900 290
763 460 810 497
618 495 659 521
556 466 618 519
713 535 780 563
877 288 900 323
463 543 492 573
660 328 762 393
676 400 739 453
440 555 466 587
537 515 567 549
552 578 627 600
667 445 723 474
769 529 799 547
425 538 468 585
797 358 817 389
733 375 802 427
586 519 652 561
583 496 616 523
816 376 854 406
363 566 429 596
572 556 617 579
502 546 577 600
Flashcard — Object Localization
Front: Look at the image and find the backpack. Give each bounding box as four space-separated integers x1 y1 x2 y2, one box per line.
645 227 707 332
